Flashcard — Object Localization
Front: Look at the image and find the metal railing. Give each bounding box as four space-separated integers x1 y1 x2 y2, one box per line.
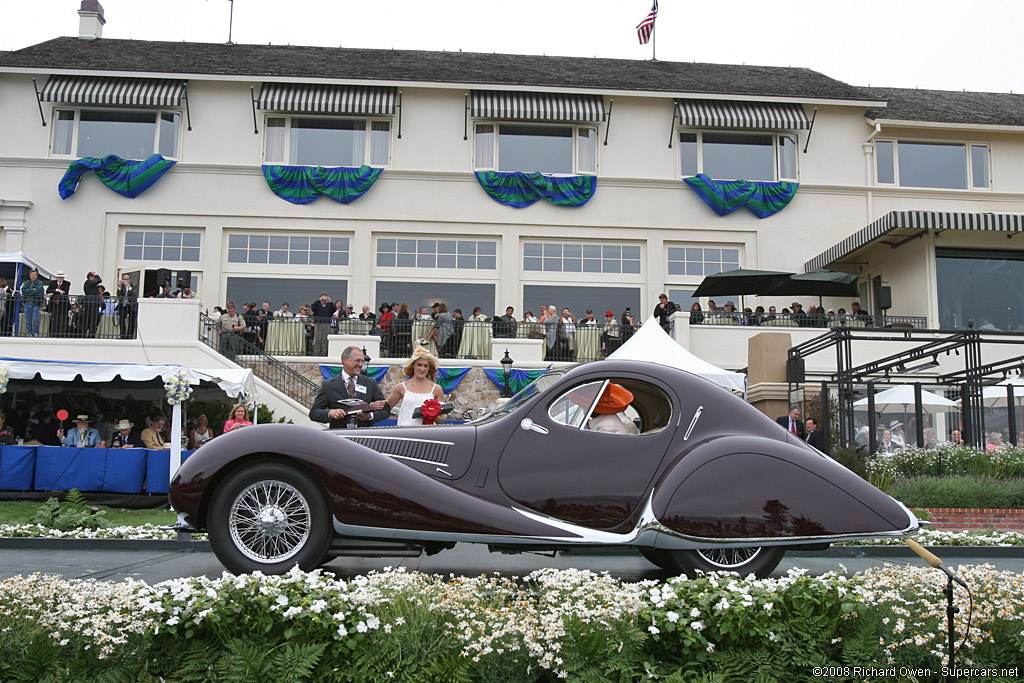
0 292 136 339
200 314 320 408
692 311 927 329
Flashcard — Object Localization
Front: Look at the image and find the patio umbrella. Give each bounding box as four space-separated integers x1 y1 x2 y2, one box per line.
692 268 793 298
854 385 959 417
760 269 859 301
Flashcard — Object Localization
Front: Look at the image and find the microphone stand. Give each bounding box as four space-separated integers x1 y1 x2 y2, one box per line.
907 539 966 680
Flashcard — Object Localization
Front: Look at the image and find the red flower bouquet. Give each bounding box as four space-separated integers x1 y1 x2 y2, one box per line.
419 399 442 425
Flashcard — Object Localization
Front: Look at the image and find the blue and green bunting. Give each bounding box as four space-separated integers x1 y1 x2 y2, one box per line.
684 173 798 218
263 165 382 205
320 365 390 384
475 172 595 208
484 368 548 395
58 154 176 200
433 367 471 393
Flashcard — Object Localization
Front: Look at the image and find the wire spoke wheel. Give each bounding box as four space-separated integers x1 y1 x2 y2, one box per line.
228 479 311 564
695 546 762 570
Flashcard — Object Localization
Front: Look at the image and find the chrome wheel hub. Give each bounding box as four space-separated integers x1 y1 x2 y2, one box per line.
696 547 762 569
229 480 311 563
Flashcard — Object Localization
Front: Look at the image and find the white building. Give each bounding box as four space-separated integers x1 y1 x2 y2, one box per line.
2 1 1023 386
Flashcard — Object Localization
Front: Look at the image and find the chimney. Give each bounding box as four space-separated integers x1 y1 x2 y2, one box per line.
78 0 105 40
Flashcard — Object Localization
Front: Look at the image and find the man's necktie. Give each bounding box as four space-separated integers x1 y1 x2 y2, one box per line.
347 376 356 399
790 421 797 435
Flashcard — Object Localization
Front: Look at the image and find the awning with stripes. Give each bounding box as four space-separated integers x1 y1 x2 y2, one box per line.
676 99 810 130
471 90 605 123
256 83 397 115
805 211 1024 271
39 75 186 107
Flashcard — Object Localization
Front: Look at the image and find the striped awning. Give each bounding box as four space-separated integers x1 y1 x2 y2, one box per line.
471 90 605 123
257 83 396 115
39 75 186 107
676 99 810 130
805 211 1024 271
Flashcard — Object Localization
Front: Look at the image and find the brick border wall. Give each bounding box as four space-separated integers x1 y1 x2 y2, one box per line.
924 508 1024 532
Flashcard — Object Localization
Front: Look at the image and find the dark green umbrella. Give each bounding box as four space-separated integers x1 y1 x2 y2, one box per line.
761 269 859 298
692 269 793 298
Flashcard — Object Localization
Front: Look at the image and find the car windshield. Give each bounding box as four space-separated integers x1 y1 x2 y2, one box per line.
469 369 567 423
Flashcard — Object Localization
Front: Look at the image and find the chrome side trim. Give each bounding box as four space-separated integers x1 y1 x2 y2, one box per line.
683 406 703 440
340 435 455 446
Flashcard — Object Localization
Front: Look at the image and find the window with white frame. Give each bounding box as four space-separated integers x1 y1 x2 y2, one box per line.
123 230 201 262
264 116 390 167
875 139 990 190
376 238 496 270
227 234 349 266
52 109 181 159
667 246 740 276
523 242 641 274
679 131 797 182
475 123 597 175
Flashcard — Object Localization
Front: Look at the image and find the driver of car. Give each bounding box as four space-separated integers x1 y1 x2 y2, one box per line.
587 383 640 434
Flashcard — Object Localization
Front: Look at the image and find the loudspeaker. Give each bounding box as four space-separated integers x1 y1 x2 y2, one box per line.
176 270 191 289
786 357 806 384
156 267 172 289
878 286 892 310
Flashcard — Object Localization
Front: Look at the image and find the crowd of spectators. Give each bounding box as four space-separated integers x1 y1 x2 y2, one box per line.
690 300 874 327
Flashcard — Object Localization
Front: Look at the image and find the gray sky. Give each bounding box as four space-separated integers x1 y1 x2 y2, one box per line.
3 0 1022 94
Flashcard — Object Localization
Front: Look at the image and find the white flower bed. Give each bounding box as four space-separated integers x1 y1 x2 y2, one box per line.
0 523 205 540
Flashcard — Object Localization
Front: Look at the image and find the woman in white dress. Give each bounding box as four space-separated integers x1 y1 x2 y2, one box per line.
387 347 446 426
457 306 490 359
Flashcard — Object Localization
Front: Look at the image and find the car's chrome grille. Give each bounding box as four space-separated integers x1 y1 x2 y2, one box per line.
345 436 451 465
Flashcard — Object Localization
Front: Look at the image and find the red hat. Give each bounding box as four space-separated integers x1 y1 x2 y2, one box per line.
593 383 634 414
605 310 614 317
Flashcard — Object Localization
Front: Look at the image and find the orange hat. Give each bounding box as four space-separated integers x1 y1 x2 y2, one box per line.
593 383 633 414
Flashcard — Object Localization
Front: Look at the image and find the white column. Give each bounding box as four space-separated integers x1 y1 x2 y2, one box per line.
170 402 182 477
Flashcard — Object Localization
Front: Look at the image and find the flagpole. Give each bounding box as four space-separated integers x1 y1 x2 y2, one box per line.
652 21 656 61
228 0 234 45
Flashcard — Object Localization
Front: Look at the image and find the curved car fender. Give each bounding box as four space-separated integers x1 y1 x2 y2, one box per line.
650 435 915 540
169 423 578 539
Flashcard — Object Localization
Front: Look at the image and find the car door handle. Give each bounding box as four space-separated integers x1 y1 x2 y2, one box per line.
520 418 549 435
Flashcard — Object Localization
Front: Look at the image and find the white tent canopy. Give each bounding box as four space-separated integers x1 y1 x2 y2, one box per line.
608 316 747 393
0 251 57 280
854 384 958 414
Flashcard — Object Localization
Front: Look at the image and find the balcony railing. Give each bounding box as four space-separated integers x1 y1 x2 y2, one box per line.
691 311 927 329
0 292 135 339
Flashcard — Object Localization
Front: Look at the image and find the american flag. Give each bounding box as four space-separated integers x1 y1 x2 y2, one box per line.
636 0 658 45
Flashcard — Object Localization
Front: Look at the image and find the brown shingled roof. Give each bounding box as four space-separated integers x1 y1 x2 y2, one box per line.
865 87 1024 127
1 37 876 102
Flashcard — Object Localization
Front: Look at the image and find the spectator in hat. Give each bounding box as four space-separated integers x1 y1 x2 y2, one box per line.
110 419 140 449
889 420 906 448
47 270 73 337
601 310 621 356
587 383 639 434
61 414 102 447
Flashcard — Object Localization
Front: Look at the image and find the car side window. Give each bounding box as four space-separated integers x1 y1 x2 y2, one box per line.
547 381 606 429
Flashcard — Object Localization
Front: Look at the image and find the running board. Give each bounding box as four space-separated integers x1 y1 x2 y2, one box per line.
328 538 425 558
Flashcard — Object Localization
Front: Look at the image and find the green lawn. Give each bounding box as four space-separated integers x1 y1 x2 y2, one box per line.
0 501 176 527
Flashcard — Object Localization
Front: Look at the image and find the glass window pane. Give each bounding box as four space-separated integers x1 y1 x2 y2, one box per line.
680 132 698 176
249 250 268 264
181 248 200 262
478 241 496 255
603 260 621 273
438 240 456 254
583 245 602 258
524 243 542 257
478 255 496 269
369 120 390 166
143 246 161 260
667 247 684 262
543 258 561 271
163 232 182 247
564 258 582 272
53 110 75 155
898 142 967 189
686 262 703 276
291 117 364 166
563 244 582 258
124 246 143 260
458 241 476 254
163 247 181 261
622 260 641 274
543 243 562 257
182 233 201 247
397 253 416 267
875 141 894 184
577 127 597 174
437 254 456 268
269 236 289 250
289 251 308 265
971 145 990 189
309 251 329 265
158 112 180 158
583 259 601 272
144 232 162 245
329 252 349 266
778 135 797 180
418 240 436 253
723 249 740 263
228 249 247 263
78 110 156 159
475 124 495 169
290 236 309 251
686 248 702 261
622 246 641 260
498 124 572 174
377 253 396 267
269 250 288 264
702 132 774 181
524 257 542 271
397 239 416 253
667 262 685 275
705 263 722 275
124 231 144 246
417 254 436 268
330 237 349 251
705 249 720 262
265 118 286 163
603 245 620 259
378 238 396 253
310 237 329 251
457 255 475 269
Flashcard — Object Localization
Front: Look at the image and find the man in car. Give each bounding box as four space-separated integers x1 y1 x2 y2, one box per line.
309 346 390 429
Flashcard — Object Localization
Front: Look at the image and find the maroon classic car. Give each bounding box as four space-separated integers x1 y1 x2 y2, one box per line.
169 360 918 577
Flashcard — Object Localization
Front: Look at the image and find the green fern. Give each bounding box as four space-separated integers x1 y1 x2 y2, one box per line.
267 642 326 683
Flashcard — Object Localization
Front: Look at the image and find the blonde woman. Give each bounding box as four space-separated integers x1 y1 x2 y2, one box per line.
190 413 213 448
223 403 252 433
387 347 445 426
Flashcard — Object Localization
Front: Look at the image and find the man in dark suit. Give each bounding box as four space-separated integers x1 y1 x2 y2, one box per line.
46 270 72 337
805 417 828 454
116 273 138 339
309 346 390 429
775 404 806 440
